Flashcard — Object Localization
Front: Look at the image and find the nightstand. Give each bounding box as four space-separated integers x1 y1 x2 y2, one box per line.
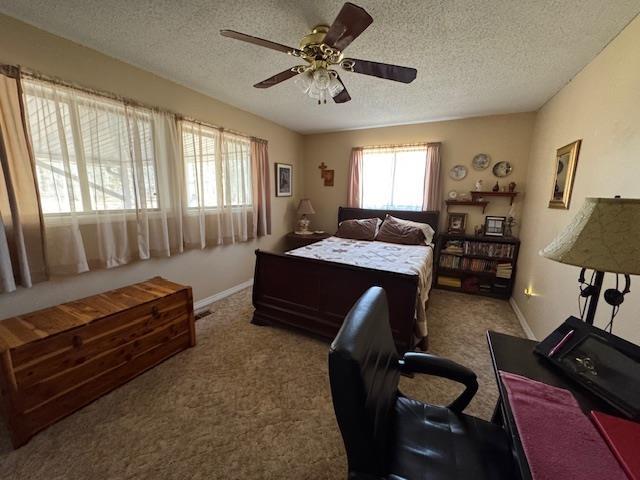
285 231 331 250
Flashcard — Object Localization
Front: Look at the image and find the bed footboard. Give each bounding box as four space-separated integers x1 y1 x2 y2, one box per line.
252 249 419 354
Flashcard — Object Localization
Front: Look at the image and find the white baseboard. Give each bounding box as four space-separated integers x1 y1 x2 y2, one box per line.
194 279 253 313
509 297 536 340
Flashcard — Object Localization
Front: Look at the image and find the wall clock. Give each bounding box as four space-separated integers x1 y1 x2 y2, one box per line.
449 165 467 180
493 161 513 177
472 153 491 170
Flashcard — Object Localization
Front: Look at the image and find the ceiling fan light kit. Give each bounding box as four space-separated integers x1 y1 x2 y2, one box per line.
220 2 417 104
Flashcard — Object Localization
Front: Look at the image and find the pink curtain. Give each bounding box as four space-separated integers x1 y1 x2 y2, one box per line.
0 67 48 292
347 147 363 208
251 138 271 236
422 142 441 211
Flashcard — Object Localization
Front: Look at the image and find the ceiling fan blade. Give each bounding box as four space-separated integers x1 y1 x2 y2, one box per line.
220 30 302 56
344 58 417 83
332 76 351 103
253 69 300 88
323 2 373 52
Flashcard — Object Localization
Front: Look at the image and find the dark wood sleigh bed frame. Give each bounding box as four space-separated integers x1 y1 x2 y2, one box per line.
251 207 439 353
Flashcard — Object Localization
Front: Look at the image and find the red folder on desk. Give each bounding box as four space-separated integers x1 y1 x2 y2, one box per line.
591 411 640 480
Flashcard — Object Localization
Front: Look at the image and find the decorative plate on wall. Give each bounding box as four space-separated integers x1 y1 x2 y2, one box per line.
449 165 468 180
492 161 513 177
472 153 491 170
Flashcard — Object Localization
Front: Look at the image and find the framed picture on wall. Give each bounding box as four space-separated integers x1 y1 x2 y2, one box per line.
275 163 292 197
549 140 581 209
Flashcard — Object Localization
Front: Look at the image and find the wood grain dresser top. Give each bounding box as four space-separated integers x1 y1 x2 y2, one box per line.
0 277 189 352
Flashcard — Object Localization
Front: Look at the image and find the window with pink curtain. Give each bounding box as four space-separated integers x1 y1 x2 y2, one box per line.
349 143 440 211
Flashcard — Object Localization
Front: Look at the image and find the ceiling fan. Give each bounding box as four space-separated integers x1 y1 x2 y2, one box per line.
220 2 417 104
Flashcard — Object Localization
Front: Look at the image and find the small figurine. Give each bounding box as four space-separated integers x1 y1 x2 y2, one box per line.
492 181 500 192
508 181 517 192
475 179 483 191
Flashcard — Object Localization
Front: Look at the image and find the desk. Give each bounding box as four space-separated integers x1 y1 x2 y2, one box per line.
487 330 615 480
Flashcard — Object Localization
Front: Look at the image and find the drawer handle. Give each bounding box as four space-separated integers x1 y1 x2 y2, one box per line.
72 335 83 348
151 306 160 318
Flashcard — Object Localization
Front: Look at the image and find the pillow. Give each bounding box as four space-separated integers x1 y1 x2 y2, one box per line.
335 218 382 241
375 215 429 245
389 216 435 245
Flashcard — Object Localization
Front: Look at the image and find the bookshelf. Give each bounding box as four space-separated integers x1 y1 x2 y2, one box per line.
434 233 520 299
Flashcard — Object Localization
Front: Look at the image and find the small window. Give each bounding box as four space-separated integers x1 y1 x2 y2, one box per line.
180 121 252 209
23 79 158 214
361 145 427 211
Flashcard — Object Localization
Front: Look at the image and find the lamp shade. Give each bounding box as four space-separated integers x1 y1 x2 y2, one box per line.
297 198 316 215
540 197 640 275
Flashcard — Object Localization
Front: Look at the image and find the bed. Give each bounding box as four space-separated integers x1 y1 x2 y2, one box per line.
251 207 439 353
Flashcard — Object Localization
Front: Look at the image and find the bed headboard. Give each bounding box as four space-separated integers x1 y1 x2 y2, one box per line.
337 207 439 236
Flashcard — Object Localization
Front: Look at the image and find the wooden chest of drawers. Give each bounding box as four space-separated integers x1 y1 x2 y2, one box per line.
0 277 195 448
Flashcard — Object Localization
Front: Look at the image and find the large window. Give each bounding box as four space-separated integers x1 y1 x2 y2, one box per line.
180 121 252 209
23 79 158 214
361 145 427 210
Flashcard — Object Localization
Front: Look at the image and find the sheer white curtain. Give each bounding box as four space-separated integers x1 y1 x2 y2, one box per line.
180 120 253 247
22 78 183 274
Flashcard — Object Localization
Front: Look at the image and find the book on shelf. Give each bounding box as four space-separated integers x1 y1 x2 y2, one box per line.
439 254 498 273
438 276 462 288
496 262 513 279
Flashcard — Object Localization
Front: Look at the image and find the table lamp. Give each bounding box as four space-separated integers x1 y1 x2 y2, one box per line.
295 198 316 235
540 197 640 329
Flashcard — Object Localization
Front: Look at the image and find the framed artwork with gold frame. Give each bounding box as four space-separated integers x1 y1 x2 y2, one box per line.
549 140 581 209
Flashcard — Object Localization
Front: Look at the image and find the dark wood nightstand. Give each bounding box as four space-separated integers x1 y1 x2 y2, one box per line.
285 231 331 250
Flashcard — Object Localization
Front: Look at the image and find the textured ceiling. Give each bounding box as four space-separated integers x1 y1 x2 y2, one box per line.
1 1 639 133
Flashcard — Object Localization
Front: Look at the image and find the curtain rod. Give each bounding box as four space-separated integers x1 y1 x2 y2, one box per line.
3 64 267 144
355 141 440 150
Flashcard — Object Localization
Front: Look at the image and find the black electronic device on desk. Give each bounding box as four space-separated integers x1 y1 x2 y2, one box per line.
534 316 640 420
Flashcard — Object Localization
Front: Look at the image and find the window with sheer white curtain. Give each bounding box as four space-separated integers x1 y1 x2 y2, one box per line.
21 78 184 274
361 145 427 210
179 120 253 246
180 121 252 209
23 80 159 215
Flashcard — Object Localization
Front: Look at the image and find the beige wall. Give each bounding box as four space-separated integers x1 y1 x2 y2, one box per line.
513 15 640 343
0 15 304 318
302 113 536 233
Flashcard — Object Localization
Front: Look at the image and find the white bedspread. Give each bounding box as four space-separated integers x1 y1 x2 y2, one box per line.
286 236 433 339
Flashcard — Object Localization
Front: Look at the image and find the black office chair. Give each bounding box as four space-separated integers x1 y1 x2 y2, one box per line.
329 287 515 479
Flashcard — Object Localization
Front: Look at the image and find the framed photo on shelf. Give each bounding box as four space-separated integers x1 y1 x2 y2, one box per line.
447 213 467 234
484 216 506 237
275 163 292 197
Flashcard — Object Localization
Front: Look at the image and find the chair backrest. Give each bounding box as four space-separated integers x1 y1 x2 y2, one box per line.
329 287 401 476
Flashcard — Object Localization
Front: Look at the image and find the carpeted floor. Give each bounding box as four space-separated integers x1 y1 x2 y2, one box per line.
0 289 524 479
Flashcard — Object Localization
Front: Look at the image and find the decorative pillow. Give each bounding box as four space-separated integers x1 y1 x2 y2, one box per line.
389 216 435 245
375 215 427 245
335 218 382 241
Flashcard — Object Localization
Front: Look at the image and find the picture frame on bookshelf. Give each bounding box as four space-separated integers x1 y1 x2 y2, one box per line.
447 213 467 234
484 215 506 237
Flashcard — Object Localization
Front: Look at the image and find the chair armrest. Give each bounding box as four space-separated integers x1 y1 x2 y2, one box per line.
399 352 478 412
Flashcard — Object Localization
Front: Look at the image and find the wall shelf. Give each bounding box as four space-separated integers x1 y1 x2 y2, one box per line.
470 191 519 205
445 200 489 213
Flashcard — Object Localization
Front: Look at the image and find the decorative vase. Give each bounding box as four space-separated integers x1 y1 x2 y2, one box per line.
508 182 517 192
492 181 500 192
